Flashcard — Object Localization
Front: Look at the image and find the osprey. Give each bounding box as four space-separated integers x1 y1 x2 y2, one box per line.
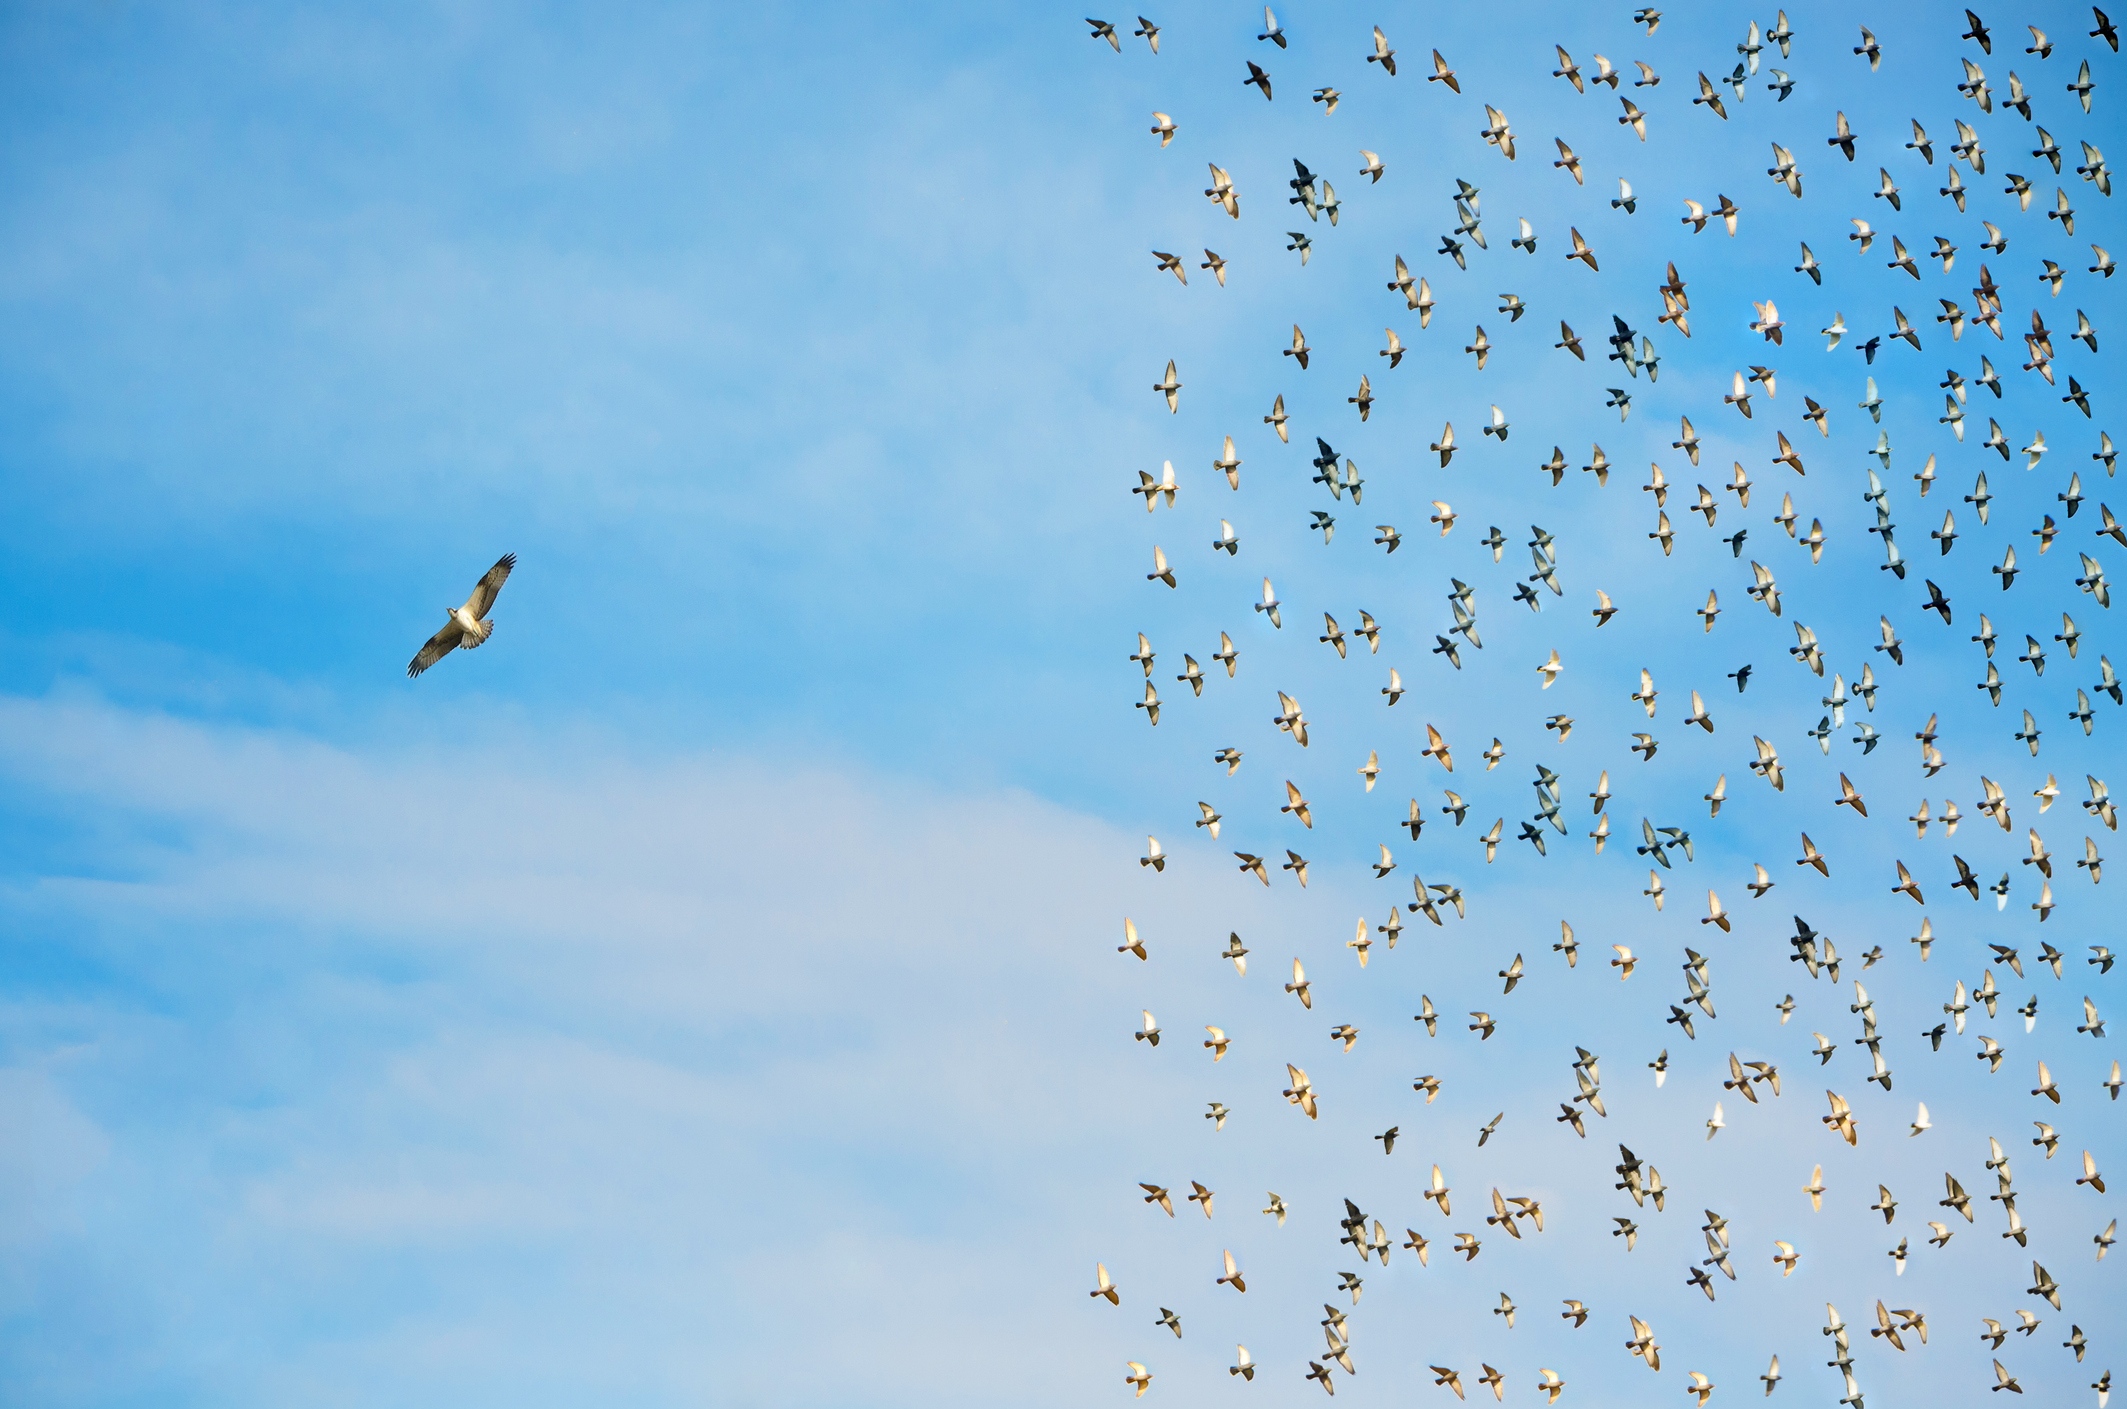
407 554 516 678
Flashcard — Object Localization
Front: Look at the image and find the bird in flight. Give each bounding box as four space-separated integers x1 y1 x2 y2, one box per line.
407 554 516 678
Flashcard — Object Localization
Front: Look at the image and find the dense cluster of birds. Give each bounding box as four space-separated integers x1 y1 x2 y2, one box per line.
1091 6 2120 1405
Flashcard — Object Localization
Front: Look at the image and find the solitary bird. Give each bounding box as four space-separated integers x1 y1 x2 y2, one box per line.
408 554 517 677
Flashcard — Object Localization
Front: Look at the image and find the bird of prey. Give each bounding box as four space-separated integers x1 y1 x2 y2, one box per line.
407 554 517 677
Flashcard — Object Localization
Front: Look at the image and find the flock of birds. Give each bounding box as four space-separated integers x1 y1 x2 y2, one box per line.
1090 6 2120 1405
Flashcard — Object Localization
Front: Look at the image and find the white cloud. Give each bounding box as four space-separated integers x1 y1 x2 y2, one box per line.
0 691 1191 1403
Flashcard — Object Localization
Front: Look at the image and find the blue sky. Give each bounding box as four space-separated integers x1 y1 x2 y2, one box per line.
0 2 2123 1404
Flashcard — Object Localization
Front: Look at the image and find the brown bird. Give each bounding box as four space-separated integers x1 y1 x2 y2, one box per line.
407 554 517 677
1892 861 1925 903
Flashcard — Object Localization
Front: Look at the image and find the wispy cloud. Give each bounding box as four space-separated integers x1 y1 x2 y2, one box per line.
0 689 1194 1403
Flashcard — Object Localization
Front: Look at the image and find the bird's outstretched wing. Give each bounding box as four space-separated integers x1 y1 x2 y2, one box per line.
408 619 467 677
464 552 518 620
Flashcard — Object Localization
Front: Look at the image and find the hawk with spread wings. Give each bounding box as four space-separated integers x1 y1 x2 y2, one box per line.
407 553 516 678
